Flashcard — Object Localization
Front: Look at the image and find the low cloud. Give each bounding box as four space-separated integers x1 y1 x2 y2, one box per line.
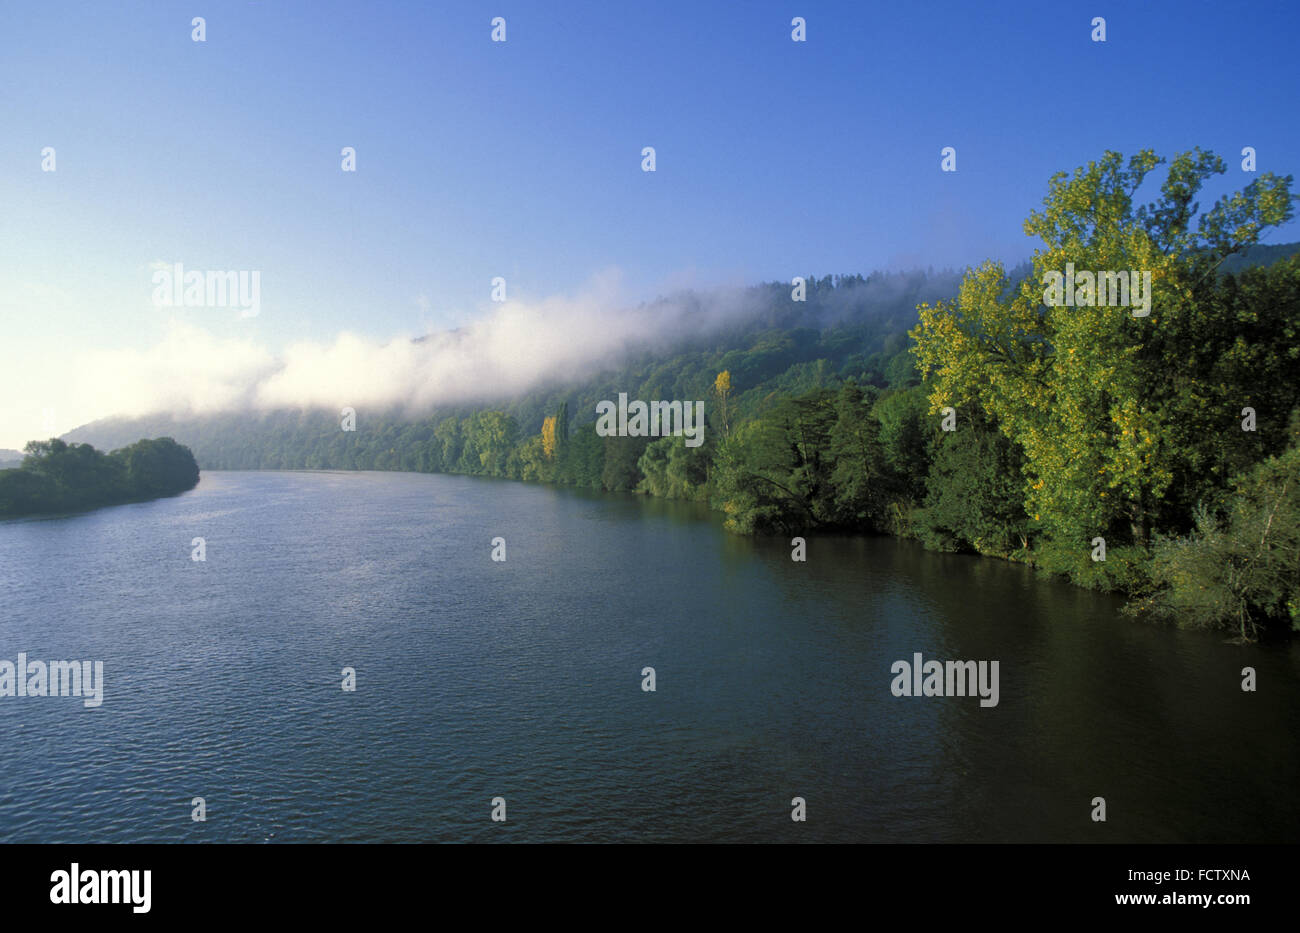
0 271 758 448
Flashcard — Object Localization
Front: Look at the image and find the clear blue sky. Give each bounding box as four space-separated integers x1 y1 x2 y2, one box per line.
1 0 1297 445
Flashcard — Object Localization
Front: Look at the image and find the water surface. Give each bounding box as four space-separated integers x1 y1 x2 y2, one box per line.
0 470 1295 842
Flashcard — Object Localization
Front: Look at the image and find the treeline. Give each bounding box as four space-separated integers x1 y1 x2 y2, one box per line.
0 437 200 516
58 150 1300 638
66 268 964 466
906 149 1300 639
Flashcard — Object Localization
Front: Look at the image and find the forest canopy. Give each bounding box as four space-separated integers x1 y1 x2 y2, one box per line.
60 151 1300 638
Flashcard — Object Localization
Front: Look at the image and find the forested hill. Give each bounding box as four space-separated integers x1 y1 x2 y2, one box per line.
64 244 1298 467
1218 241 1300 274
66 267 965 462
59 206 1300 641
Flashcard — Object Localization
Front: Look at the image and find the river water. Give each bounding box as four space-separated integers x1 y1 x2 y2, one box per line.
0 470 1295 842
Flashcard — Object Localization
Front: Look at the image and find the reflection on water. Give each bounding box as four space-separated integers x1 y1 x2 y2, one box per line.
0 470 1295 842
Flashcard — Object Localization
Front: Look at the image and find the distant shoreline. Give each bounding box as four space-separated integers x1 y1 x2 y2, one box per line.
0 438 201 519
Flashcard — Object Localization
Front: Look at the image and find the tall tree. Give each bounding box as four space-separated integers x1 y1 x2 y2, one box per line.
911 149 1295 549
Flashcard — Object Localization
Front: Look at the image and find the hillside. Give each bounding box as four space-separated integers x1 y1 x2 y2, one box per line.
66 269 962 462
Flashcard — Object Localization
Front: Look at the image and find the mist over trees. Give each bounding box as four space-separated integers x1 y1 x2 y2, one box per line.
57 150 1300 637
67 268 963 462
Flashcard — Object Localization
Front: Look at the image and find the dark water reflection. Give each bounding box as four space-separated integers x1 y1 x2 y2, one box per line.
0 470 1295 842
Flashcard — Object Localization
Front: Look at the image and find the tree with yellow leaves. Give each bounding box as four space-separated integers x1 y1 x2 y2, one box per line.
911 149 1294 549
541 415 558 460
714 370 732 437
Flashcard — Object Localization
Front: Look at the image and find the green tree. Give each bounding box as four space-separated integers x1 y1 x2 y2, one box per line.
1137 445 1300 639
919 404 1029 556
827 382 895 528
912 149 1295 550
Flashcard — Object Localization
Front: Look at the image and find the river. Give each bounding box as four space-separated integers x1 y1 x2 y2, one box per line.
0 470 1295 842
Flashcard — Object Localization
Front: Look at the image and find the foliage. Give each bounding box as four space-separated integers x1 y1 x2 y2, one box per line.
912 149 1294 550
0 437 199 516
53 159 1300 636
917 403 1030 557
1133 446 1300 639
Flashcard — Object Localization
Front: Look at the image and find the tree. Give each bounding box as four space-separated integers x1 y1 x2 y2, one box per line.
872 385 933 504
601 436 649 491
827 383 895 529
714 370 732 436
1137 445 1300 640
912 149 1295 551
540 401 569 462
541 415 558 460
116 437 200 497
919 404 1029 556
638 433 711 501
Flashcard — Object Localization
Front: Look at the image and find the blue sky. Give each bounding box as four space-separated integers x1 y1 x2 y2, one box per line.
1 0 1297 446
